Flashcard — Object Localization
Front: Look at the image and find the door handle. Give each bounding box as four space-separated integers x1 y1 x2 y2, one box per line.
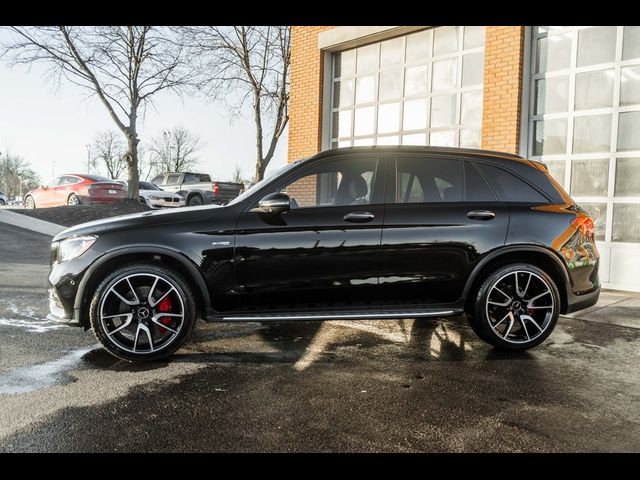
467 210 496 221
343 211 375 223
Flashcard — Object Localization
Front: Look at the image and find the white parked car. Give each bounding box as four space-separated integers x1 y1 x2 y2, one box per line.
121 180 186 209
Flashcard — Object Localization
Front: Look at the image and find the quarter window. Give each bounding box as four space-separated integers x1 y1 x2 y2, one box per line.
476 164 548 203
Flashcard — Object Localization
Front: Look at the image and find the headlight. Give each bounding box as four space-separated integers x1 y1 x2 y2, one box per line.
149 195 163 200
56 236 97 263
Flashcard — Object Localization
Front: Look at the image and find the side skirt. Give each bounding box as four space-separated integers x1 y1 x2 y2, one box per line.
205 308 464 322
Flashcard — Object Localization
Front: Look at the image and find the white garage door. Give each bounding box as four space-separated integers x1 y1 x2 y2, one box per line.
528 26 640 291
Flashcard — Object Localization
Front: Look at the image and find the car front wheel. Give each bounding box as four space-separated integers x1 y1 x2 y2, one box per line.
469 264 560 350
89 264 197 362
24 196 35 209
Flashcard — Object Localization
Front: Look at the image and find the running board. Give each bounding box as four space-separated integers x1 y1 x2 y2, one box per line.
208 309 462 322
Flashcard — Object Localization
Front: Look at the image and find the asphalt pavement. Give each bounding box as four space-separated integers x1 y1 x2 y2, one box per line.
0 222 639 452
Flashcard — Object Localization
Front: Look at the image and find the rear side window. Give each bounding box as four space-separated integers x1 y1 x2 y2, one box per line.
396 157 463 203
184 173 211 183
476 164 549 203
464 162 497 202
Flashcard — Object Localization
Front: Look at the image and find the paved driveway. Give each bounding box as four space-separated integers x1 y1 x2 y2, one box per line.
0 223 638 452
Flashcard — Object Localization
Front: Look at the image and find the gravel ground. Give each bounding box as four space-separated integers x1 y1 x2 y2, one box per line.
9 199 150 227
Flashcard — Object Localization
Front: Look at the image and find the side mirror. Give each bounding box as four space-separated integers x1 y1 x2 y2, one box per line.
254 192 291 214
41 185 47 190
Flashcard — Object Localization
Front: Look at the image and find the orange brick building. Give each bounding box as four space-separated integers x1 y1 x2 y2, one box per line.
287 26 640 292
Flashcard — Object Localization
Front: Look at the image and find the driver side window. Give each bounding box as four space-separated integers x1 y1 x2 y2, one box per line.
280 157 378 208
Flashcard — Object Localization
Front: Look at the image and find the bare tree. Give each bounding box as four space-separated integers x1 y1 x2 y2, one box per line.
91 130 127 179
0 26 192 198
149 126 201 173
181 26 291 182
0 150 40 199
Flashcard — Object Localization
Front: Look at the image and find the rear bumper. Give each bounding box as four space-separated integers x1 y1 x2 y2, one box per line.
564 285 601 314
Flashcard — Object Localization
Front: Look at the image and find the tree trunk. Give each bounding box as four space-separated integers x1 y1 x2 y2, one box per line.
125 134 140 199
253 93 265 182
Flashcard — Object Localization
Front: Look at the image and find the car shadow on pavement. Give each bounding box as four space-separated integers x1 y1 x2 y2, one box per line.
133 316 534 368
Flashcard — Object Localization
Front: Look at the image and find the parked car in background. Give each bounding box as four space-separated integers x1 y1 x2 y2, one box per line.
47 146 600 362
120 180 186 209
0 191 7 206
24 174 126 209
151 172 244 207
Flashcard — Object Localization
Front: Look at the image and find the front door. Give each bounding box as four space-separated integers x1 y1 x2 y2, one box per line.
234 155 387 312
378 156 509 305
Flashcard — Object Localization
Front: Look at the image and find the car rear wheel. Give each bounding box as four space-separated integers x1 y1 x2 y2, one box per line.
188 195 203 206
468 264 560 350
89 264 198 362
67 193 80 206
24 196 35 209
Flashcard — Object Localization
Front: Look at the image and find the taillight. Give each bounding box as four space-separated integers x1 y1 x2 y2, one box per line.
572 216 595 237
212 183 219 194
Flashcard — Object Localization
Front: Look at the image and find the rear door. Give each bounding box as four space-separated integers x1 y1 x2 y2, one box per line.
378 156 509 305
54 175 81 206
161 174 183 194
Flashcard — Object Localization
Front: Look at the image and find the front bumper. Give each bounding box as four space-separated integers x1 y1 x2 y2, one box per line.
47 287 80 325
149 200 186 209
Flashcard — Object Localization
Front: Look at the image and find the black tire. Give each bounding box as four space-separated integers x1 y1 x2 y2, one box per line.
89 263 198 362
188 195 204 206
0 199 5 206
468 263 560 351
24 195 35 209
67 193 81 206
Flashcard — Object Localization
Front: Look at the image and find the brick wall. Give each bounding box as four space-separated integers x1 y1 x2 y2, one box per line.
481 26 526 154
288 26 334 163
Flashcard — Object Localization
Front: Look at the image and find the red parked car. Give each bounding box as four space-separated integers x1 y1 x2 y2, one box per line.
24 174 127 209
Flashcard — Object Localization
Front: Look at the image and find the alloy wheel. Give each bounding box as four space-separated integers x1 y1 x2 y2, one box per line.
485 270 555 344
99 273 185 354
68 194 80 206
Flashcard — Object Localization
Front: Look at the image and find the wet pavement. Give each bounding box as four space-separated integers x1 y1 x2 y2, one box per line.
0 224 639 452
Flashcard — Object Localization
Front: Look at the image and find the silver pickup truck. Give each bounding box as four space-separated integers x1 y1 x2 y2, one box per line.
151 172 244 207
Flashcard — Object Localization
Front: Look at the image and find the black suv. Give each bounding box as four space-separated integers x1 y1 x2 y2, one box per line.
47 146 600 361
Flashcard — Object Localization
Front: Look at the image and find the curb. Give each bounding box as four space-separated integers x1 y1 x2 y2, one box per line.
0 210 66 237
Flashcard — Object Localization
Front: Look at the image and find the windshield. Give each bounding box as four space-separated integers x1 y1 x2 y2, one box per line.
139 181 161 191
226 161 301 206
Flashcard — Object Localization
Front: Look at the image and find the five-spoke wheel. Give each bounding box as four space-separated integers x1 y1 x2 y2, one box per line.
90 264 197 361
470 264 560 350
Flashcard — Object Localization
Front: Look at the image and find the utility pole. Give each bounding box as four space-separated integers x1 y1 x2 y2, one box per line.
86 144 92 174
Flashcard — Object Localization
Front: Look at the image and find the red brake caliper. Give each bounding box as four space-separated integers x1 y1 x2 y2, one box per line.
157 296 173 334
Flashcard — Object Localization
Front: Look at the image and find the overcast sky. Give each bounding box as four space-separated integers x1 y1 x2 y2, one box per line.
0 33 288 184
